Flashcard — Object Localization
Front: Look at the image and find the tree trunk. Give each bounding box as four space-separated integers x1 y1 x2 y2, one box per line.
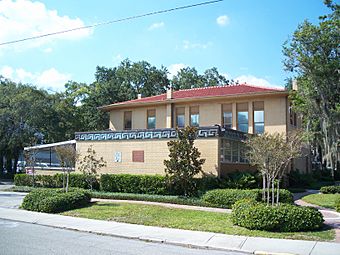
276 179 280 205
62 169 66 192
271 179 275 206
262 174 266 202
266 174 270 205
66 170 69 193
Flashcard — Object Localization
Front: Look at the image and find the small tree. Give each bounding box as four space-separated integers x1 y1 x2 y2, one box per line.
55 145 78 192
77 145 106 190
245 131 304 205
164 126 205 196
23 149 38 187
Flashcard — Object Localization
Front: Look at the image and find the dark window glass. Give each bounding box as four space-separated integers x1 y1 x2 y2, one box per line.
175 107 185 128
147 109 156 129
124 111 132 130
190 106 199 127
237 112 248 133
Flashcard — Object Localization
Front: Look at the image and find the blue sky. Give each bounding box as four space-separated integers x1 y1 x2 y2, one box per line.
0 0 331 92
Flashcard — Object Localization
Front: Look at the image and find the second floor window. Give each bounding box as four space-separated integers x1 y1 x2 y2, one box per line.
175 107 185 128
222 104 232 129
237 103 248 133
147 109 156 129
253 101 264 134
190 106 199 127
124 111 132 130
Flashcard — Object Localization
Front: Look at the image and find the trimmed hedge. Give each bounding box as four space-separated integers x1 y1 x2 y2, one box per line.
320 185 340 194
231 199 324 232
202 189 259 208
202 188 293 208
21 188 91 213
14 173 99 190
100 174 168 195
91 191 208 207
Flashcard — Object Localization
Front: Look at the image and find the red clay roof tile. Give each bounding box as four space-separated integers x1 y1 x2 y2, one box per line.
112 84 285 106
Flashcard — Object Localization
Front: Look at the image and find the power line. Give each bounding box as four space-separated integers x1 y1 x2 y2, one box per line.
0 0 223 46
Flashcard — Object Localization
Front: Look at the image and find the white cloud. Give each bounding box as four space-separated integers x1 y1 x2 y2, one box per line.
0 0 92 51
42 47 53 53
167 63 188 78
0 66 71 91
182 40 212 50
216 15 230 26
234 74 283 89
148 22 164 31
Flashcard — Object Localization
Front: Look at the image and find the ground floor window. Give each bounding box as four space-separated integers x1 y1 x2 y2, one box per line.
220 139 247 163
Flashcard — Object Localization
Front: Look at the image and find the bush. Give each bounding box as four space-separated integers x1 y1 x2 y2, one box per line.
226 171 260 189
231 199 324 232
21 188 91 213
202 188 293 208
14 174 34 186
288 170 317 188
100 174 168 195
91 191 208 207
335 197 340 212
202 189 259 208
14 173 99 190
320 185 340 194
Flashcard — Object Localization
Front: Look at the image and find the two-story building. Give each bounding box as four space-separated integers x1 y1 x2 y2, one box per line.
75 84 305 177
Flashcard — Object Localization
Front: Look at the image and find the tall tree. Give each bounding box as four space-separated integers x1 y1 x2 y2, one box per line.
283 0 340 177
171 66 234 90
164 126 205 196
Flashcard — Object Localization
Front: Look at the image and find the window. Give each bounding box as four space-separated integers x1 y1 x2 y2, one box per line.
237 103 248 133
190 106 199 127
124 111 132 130
289 103 297 126
147 109 156 129
253 101 264 134
222 104 232 129
220 139 247 163
175 107 185 128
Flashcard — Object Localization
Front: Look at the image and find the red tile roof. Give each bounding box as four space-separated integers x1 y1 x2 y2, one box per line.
111 84 286 106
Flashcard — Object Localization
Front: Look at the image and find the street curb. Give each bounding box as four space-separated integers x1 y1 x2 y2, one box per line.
0 216 252 254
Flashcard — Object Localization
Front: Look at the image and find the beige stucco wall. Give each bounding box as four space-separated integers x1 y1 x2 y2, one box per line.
76 138 219 176
109 95 289 135
109 105 166 130
263 96 287 134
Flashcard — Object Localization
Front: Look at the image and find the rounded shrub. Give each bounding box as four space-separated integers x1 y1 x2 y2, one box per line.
202 188 293 208
21 188 91 213
231 199 324 232
202 189 259 208
320 185 340 194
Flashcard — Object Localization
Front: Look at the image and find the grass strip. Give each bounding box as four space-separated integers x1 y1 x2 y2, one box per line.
302 193 340 209
62 201 335 241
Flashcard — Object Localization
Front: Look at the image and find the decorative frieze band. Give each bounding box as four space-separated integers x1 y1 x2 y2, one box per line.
75 126 247 142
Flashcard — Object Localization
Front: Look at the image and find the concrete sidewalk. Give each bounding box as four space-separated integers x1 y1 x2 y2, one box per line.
0 207 339 255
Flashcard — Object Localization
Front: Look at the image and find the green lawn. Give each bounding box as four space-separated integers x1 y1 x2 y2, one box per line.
302 193 340 209
62 202 334 241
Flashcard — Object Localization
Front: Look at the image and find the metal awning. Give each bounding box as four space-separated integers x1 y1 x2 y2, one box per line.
24 140 76 151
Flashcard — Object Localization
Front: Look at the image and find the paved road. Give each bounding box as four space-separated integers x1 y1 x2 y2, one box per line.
0 191 26 208
0 219 247 255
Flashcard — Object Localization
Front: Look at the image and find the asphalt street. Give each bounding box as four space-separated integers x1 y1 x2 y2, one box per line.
0 219 248 255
